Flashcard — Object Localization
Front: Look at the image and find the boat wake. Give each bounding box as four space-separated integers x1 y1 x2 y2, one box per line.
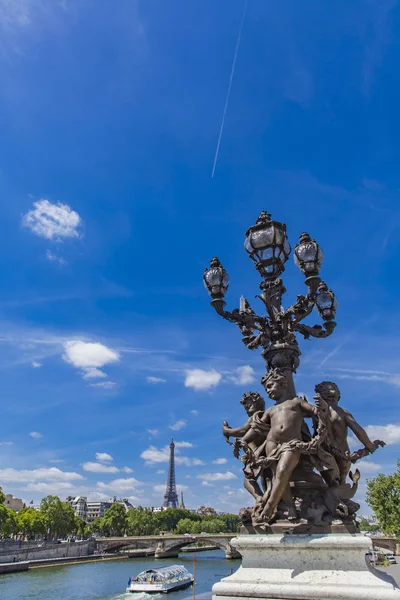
113 593 163 600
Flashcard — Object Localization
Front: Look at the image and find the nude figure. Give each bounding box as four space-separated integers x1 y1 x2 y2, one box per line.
222 391 266 505
314 381 384 485
240 369 326 523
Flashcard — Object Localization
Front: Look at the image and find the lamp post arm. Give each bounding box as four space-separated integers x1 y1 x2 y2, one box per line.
293 321 336 339
283 294 314 325
210 299 265 331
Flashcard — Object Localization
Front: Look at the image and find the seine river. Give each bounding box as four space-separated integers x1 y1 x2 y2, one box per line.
0 549 237 600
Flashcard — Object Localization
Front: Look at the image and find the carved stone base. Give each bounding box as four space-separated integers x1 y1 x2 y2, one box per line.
212 534 400 600
241 518 358 535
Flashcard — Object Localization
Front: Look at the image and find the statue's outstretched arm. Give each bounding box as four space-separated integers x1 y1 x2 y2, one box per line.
223 422 251 438
345 410 376 451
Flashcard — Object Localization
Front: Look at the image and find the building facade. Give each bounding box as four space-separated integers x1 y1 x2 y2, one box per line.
3 494 25 512
86 501 112 523
66 496 88 520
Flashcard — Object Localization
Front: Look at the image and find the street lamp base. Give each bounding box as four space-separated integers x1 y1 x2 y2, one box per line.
212 534 400 600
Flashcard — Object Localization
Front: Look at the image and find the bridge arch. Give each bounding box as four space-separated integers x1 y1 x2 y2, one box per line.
96 535 240 559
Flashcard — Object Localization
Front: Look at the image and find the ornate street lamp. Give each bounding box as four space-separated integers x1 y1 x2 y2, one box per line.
203 210 337 396
244 211 291 278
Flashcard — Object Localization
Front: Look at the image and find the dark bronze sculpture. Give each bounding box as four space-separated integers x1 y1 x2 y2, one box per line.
204 211 386 533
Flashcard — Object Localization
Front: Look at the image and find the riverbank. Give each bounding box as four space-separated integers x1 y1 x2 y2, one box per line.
0 553 128 574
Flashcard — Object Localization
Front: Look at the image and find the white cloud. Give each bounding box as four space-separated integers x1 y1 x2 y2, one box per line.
49 459 63 464
24 482 73 493
63 341 119 383
63 341 120 368
95 452 113 462
46 250 67 265
357 461 382 475
97 478 142 493
202 481 214 487
22 199 82 240
153 484 166 494
212 458 227 465
153 484 188 494
122 467 133 473
147 429 159 437
0 441 13 446
31 361 42 368
0 467 84 483
364 423 400 445
141 444 203 467
81 462 119 474
146 376 166 384
230 365 256 385
90 381 116 389
174 442 193 449
190 410 199 416
141 445 170 464
30 431 43 439
184 369 222 391
83 368 107 380
169 419 187 431
176 457 205 467
156 469 165 475
197 471 237 482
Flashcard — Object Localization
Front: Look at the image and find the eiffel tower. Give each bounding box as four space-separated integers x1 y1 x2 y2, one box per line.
163 439 179 509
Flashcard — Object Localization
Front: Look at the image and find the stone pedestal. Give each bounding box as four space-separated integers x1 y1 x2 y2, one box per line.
212 534 400 600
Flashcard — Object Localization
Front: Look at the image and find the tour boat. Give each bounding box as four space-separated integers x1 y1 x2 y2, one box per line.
126 565 194 594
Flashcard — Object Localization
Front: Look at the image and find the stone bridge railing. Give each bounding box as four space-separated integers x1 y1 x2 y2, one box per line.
372 537 398 555
96 534 240 559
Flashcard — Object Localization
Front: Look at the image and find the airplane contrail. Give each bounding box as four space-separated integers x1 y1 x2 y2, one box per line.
211 0 248 178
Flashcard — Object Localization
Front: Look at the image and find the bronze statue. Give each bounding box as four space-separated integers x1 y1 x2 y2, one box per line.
314 381 385 484
222 373 386 531
222 392 267 508
237 370 328 524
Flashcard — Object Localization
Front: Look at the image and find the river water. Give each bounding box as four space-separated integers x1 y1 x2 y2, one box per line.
0 550 237 600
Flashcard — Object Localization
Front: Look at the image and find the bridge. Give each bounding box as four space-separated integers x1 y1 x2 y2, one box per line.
96 534 240 559
372 537 398 555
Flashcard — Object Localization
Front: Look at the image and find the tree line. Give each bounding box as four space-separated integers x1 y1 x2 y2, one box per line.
92 505 240 537
0 488 239 540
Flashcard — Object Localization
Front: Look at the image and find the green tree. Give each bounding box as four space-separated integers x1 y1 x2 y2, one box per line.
0 506 18 538
126 507 158 536
102 503 127 536
366 461 400 537
92 517 105 536
2 509 18 538
199 518 225 534
75 517 87 539
0 486 5 505
40 496 76 539
218 513 240 533
175 518 196 534
155 508 199 533
17 508 46 539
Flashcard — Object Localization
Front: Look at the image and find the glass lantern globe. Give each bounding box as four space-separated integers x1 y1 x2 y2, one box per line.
203 257 229 299
244 211 291 278
294 232 324 277
314 282 338 321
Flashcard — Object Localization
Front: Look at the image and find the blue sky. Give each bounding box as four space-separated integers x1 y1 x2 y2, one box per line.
0 0 399 515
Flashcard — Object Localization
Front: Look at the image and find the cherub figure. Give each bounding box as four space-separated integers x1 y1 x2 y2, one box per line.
240 369 327 523
314 381 385 485
222 391 266 505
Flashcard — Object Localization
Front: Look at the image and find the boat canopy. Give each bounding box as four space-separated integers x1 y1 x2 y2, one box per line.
136 565 188 581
